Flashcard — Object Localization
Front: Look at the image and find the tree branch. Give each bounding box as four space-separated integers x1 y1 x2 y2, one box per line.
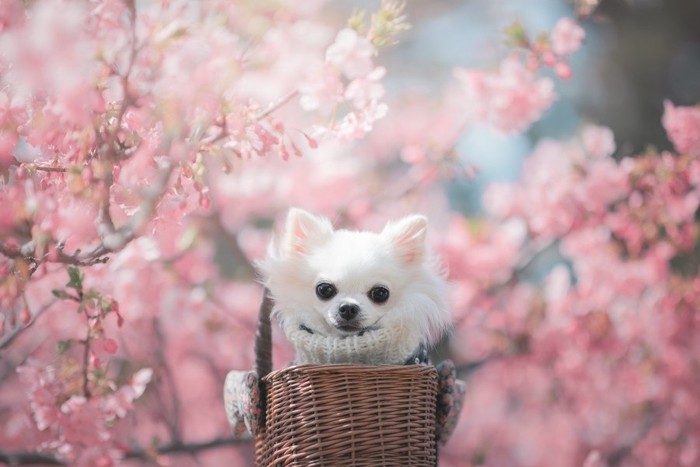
606 403 660 466
255 89 299 121
454 355 496 376
0 436 250 465
0 451 64 465
152 316 183 442
0 161 176 271
125 436 249 460
0 299 56 351
33 165 67 173
81 322 92 399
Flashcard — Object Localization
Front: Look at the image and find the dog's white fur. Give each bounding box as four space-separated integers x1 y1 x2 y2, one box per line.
257 208 451 365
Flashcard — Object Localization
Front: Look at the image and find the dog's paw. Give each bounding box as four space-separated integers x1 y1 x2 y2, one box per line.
223 370 261 437
404 343 429 364
435 359 466 445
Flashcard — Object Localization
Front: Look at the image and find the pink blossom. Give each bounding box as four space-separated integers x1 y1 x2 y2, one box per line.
325 28 375 79
543 265 573 328
573 157 629 212
662 100 700 156
454 55 557 133
553 60 572 80
550 17 585 56
0 130 17 168
0 0 23 32
582 451 605 467
36 199 99 253
582 125 616 159
298 63 344 111
438 216 525 314
482 182 517 218
335 103 388 141
103 368 152 420
344 67 386 109
0 91 25 128
129 367 153 398
102 338 118 354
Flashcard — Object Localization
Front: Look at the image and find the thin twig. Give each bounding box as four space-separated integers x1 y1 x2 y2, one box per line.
0 299 57 351
27 160 175 268
606 404 660 466
152 317 183 442
0 436 249 465
255 89 299 121
0 242 23 261
125 436 248 460
0 451 64 465
454 356 496 376
81 323 92 399
33 165 67 173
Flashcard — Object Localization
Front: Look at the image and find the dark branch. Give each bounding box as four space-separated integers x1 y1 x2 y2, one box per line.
0 300 56 351
0 451 64 465
0 242 23 261
151 317 184 442
454 356 495 376
606 403 660 466
125 436 248 460
255 89 299 120
33 165 67 173
81 323 92 399
0 436 249 465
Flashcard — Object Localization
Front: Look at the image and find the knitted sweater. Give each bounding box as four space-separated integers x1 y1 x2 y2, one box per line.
283 322 427 365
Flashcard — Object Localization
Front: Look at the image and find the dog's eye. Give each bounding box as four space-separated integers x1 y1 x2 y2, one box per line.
315 282 337 300
368 286 390 304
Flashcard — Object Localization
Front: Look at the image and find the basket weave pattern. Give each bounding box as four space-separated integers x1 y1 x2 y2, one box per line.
255 364 438 466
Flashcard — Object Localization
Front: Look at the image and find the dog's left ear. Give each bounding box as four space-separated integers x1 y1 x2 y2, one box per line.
280 208 334 256
382 215 428 265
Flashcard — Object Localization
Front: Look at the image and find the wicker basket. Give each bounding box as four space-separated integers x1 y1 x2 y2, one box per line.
252 292 439 466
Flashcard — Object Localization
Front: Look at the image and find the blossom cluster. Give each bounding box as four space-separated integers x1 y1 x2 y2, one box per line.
441 113 700 465
16 364 152 465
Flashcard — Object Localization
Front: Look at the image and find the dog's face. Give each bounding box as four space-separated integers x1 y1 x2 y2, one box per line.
304 229 414 334
261 208 437 338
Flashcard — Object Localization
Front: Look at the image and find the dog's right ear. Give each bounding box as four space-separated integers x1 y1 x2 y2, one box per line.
279 208 334 256
381 214 428 265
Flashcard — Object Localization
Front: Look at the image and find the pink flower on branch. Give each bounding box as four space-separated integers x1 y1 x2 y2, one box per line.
550 17 585 56
483 126 629 238
662 100 700 156
454 55 557 134
505 17 585 80
298 63 344 112
299 29 389 142
16 361 152 465
325 28 376 80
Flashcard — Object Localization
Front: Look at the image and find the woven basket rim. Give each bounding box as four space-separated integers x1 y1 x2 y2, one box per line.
270 362 436 371
263 363 438 379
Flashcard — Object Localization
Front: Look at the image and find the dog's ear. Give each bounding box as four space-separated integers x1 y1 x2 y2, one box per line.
279 208 334 256
382 215 428 265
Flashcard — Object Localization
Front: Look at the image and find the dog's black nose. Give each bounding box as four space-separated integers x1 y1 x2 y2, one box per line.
338 303 360 321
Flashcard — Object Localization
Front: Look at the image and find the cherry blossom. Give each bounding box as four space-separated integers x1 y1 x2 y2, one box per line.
454 55 557 134
550 17 586 56
663 100 700 156
325 28 376 80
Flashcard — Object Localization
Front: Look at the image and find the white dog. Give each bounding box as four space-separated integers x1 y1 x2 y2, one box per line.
258 208 450 365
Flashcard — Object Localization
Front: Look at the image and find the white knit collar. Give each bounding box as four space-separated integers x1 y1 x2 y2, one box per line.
282 322 423 365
